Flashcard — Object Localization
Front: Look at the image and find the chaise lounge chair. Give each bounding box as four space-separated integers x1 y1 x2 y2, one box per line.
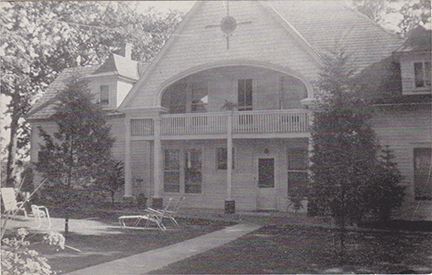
31 204 51 229
1 187 52 229
119 198 174 231
145 196 185 227
1 187 28 218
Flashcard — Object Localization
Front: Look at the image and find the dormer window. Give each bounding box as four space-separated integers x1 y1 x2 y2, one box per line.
100 85 110 105
414 61 431 88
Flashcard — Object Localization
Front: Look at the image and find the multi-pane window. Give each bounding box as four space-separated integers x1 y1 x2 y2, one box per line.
184 148 202 193
100 85 110 105
287 139 309 197
164 149 180 192
414 61 431 88
238 79 253 111
164 148 202 194
216 147 234 170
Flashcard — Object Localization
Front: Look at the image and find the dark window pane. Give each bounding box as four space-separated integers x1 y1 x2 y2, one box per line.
185 148 202 193
288 172 309 197
164 172 180 192
185 184 201 193
238 79 252 110
425 62 431 87
100 85 109 105
414 62 424 88
216 148 234 170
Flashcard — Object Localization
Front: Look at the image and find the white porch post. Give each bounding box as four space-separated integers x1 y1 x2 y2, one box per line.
225 113 235 214
152 117 163 208
227 114 233 200
124 119 132 198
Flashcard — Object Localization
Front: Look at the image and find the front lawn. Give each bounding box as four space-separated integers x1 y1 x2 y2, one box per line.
20 217 234 274
151 222 432 274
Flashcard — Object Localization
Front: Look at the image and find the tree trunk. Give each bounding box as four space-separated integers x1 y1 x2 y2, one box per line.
65 216 69 234
5 108 19 187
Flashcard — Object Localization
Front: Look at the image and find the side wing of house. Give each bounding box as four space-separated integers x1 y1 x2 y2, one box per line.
27 52 142 191
361 27 432 204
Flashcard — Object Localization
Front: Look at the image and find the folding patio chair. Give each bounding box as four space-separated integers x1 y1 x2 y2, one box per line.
119 198 173 231
31 204 51 229
1 187 27 218
145 196 185 227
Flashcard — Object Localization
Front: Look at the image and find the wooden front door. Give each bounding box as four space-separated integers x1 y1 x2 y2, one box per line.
257 158 277 210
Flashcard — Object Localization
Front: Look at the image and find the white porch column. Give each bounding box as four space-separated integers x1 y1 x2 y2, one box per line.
227 114 233 200
153 118 163 207
124 119 132 197
225 113 235 214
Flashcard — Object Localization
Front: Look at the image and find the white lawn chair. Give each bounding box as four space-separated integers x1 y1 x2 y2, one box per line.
31 204 51 229
119 198 173 231
145 196 185 227
1 187 27 218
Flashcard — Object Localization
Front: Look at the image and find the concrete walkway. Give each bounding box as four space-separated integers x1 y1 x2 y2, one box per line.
65 223 261 275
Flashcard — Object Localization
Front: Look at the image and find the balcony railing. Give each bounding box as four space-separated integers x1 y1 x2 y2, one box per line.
131 109 310 137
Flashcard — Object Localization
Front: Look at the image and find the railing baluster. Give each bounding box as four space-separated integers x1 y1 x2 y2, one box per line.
158 110 309 136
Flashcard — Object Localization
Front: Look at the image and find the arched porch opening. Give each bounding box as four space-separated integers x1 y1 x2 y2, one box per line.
158 64 310 114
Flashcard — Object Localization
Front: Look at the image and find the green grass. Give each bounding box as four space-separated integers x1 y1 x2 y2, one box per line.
24 217 235 274
151 223 432 274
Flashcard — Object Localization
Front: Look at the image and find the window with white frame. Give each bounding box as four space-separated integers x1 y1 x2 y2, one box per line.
414 61 431 89
287 139 309 198
163 148 203 194
238 79 253 111
164 149 180 192
99 85 110 105
184 148 202 193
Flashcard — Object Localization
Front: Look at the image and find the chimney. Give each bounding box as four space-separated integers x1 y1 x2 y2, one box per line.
119 43 133 59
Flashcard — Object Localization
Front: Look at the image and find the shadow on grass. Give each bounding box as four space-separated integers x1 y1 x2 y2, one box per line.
150 222 432 274
20 217 235 274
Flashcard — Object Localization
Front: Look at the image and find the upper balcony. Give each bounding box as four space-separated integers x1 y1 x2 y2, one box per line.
129 65 312 140
130 109 310 140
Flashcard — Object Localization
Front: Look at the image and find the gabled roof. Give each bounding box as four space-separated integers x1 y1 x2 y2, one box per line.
266 1 402 70
394 26 432 54
119 1 403 110
27 66 100 120
92 54 139 80
28 53 148 120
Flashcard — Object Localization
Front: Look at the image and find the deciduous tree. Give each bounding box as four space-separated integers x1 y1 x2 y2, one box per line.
1 1 182 186
352 0 431 35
